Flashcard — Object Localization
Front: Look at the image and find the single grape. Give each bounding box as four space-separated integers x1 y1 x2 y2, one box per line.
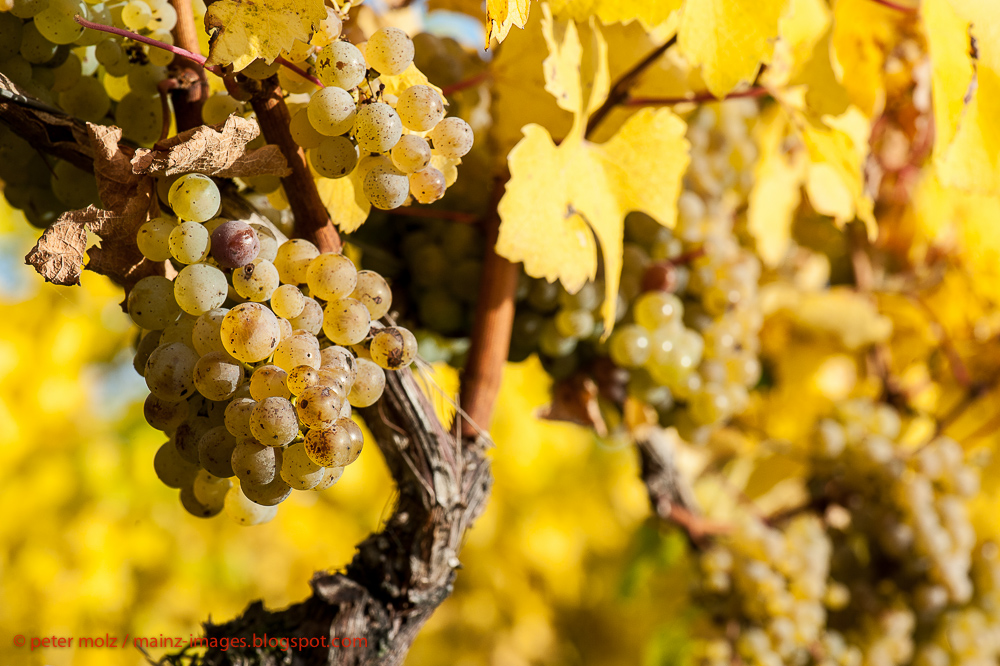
323 298 372 345
634 291 683 330
250 396 299 447
354 102 403 154
252 224 279 262
144 344 198 406
304 417 363 467
198 426 238 478
136 217 177 262
306 253 358 301
128 276 182 329
274 239 320 285
168 221 211 264
409 167 446 204
609 324 652 368
233 258 280 302
220 302 282 363
210 220 260 268
364 162 409 210
241 469 292 506
296 385 343 430
307 86 357 136
191 308 230 357
272 332 321 372
154 440 199 488
391 134 432 174
348 357 385 407
315 41 366 90
121 0 153 30
309 136 358 179
351 270 392 319
396 85 445 132
144 393 189 432
365 27 414 76
290 297 324 335
133 330 162 375
231 438 276 485
270 284 305 319
224 483 278 525
280 442 325 490
313 465 345 491
289 107 325 149
174 263 229 316
168 173 221 223
202 93 243 126
287 364 322 396
370 326 418 370
429 117 474 158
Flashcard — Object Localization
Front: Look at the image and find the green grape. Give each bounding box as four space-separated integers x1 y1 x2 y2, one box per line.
168 173 221 223
320 345 357 373
307 86 357 136
220 302 282 363
251 224 279 262
127 64 168 97
688 384 731 424
233 258 280 302
143 392 189 432
159 314 197 348
0 13 24 61
10 0 47 19
153 440 198 489
121 0 152 30
201 93 242 125
396 85 445 132
315 40 366 89
365 27 414 75
133 330 162 375
369 326 418 370
59 75 109 122
296 385 343 430
554 308 594 339
306 252 357 301
136 217 176 261
363 161 409 210
279 442 325 490
249 396 298 447
289 107 325 149
304 416 363 467
322 298 371 345
274 238 320 284
168 221 211 264
191 308 229 357
174 263 228 315
198 426 237 478
429 117 473 158
239 58 280 80
270 283 305 319
608 324 651 367
223 398 257 442
407 167 445 205
128 275 182 329
192 351 244 401
19 21 57 64
272 332 321 372
224 483 278 525
287 364 322 396
145 342 199 402
191 470 231 515
351 270 392 319
634 291 683 330
312 465 344 491
231 438 276 485
289 297 323 335
390 134 432 174
348 357 385 407
309 136 358 179
240 469 292 506
34 0 85 44
354 102 403 154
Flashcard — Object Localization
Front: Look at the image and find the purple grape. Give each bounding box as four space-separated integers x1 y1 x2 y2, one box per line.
211 220 260 268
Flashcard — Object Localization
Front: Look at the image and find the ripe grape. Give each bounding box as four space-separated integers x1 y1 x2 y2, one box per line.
309 136 358 179
232 258 280 302
306 253 357 301
315 41 366 90
391 134 432 174
409 167 446 204
154 441 198 488
198 426 238 478
202 93 243 125
168 221 211 264
365 27 414 76
304 417 362 467
312 466 344 491
173 263 228 316
193 351 244 401
429 117 474 158
364 161 409 210
274 239 320 284
224 483 278 525
286 365 321 396
145 342 199 402
289 108 325 149
280 442 325 490
144 393 189 433
220 302 282 363
240 468 292 506
270 284 305 319
137 217 177 262
296 385 344 430
231 438 276 485
351 270 392 319
210 220 260 268
290 297 324 335
307 86 356 136
272 333 321 373
323 298 371 345
396 85 445 132
348 358 385 407
354 102 403 154
370 326 417 370
128 276 182 329
168 173 221 223
249 397 299 447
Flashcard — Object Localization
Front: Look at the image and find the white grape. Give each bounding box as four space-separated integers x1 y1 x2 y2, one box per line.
168 221 211 264
364 161 409 210
396 85 445 132
168 173 221 223
354 102 402 154
307 86 356 136
315 41 366 90
365 27 414 76
309 136 358 179
174 263 229 316
429 117 474 158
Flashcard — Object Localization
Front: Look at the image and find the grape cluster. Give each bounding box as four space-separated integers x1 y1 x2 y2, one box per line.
509 102 763 438
281 26 474 210
692 400 1000 666
133 174 416 525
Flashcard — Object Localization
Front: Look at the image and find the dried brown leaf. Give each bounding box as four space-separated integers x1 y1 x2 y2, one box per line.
24 212 90 286
538 375 607 435
131 115 290 178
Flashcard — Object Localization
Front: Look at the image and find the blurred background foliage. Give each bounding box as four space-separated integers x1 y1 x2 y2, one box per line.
0 197 686 666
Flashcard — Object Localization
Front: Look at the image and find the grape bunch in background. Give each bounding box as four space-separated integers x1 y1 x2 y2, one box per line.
509 102 762 440
132 174 416 525
691 400 999 666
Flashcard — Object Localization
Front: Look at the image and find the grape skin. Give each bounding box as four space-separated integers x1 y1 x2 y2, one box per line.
354 102 403 154
429 117 474 158
315 41 366 90
396 85 445 132
224 483 278 525
307 86 357 136
351 270 393 319
323 298 372 345
168 173 221 223
211 220 260 268
365 27 414 76
220 302 282 363
364 162 409 210
309 136 358 179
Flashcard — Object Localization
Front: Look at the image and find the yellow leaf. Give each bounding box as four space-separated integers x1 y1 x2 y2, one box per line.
205 0 326 72
829 0 903 117
923 0 974 158
764 0 830 88
787 29 851 117
677 0 789 97
748 106 806 266
316 172 370 234
541 7 610 119
497 108 688 333
487 0 532 46
380 63 444 100
547 0 682 30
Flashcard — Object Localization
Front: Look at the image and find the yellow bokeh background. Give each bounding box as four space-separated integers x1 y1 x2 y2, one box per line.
0 200 687 666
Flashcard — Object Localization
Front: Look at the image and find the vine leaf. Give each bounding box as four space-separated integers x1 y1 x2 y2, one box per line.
205 0 326 72
496 7 689 334
486 0 531 46
131 116 291 178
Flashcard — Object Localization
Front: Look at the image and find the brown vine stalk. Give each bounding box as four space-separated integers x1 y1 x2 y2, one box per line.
168 0 209 132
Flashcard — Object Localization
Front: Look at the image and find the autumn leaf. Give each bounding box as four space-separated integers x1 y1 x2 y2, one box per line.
316 171 370 234
829 0 904 118
496 6 689 333
205 0 326 72
547 0 681 30
487 0 532 46
677 0 789 98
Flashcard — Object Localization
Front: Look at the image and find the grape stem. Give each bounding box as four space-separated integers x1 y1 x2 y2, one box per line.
275 56 325 88
73 15 225 76
626 87 769 107
156 78 179 142
168 0 210 132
